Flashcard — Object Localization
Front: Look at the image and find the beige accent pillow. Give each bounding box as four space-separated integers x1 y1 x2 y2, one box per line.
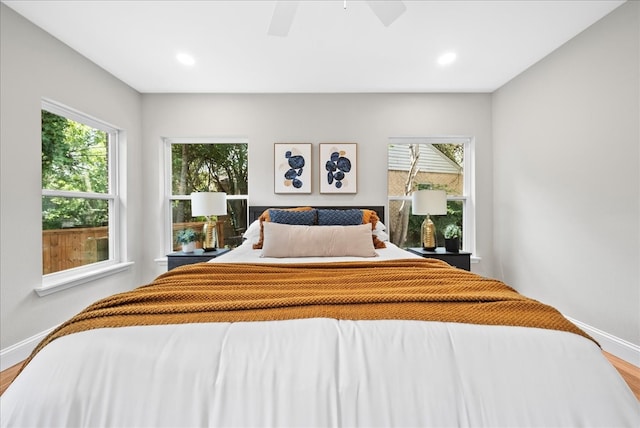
261 222 378 258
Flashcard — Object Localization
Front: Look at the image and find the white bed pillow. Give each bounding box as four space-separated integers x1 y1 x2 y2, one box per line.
243 220 261 244
374 229 390 242
372 221 389 241
261 222 378 258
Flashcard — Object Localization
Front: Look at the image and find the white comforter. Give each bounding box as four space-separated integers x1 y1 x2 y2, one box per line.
2 243 639 427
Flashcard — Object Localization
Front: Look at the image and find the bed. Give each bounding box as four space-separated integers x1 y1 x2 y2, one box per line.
1 206 638 427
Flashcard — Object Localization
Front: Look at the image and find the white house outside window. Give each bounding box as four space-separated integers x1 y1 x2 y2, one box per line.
388 136 475 253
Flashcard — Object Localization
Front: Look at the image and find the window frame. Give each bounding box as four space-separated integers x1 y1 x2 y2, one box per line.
164 137 249 253
37 100 130 296
387 136 476 255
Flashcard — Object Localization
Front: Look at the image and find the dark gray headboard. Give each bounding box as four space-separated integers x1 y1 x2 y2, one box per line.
249 206 385 224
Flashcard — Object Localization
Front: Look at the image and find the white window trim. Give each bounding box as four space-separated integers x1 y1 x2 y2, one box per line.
388 136 477 257
39 100 128 295
163 137 249 255
35 261 134 296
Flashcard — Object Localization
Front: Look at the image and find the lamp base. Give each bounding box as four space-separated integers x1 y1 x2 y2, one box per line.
421 215 437 251
202 219 219 252
202 247 218 252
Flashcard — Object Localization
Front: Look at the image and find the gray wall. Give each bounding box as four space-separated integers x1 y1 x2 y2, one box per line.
493 1 639 344
0 5 143 350
141 93 494 281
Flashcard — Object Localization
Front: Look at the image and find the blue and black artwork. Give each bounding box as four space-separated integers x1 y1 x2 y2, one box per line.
325 151 351 189
284 151 305 189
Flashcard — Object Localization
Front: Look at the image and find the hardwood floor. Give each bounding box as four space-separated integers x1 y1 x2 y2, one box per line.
604 351 640 401
0 361 23 396
2 352 639 399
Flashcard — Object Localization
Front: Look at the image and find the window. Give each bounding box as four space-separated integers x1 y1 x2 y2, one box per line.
388 137 474 252
41 101 121 280
166 138 248 251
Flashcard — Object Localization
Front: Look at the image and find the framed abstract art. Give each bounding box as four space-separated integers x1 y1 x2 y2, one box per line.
319 143 357 194
274 143 312 194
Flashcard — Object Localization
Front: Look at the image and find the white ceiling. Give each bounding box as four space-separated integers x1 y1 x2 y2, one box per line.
3 0 624 93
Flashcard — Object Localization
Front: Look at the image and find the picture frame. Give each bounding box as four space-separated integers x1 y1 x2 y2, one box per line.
319 143 357 194
274 143 312 194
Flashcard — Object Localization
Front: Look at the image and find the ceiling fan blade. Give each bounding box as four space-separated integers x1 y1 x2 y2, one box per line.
268 1 300 37
366 0 406 27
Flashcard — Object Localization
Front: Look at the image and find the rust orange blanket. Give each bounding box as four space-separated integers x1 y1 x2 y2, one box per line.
29 259 594 362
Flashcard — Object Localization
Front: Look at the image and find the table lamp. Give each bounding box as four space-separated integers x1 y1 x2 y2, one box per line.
412 189 447 251
190 192 227 251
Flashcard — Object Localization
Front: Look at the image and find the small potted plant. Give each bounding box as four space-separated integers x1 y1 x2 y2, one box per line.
176 228 198 253
443 224 461 253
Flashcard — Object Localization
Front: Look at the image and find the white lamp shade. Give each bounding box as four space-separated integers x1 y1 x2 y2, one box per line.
412 189 447 215
190 192 227 216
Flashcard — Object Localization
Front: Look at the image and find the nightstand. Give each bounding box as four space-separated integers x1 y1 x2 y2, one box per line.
406 247 471 271
167 248 231 271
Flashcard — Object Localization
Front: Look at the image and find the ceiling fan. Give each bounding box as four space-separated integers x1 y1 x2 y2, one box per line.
268 0 407 37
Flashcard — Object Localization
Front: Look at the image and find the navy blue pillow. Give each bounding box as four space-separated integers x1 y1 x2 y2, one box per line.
269 209 316 225
317 209 363 225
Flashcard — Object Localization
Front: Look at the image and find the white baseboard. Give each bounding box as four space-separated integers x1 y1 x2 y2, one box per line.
565 316 640 367
0 326 57 371
2 318 639 372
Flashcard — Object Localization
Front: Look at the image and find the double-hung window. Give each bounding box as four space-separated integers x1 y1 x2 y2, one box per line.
387 136 475 253
165 138 249 252
40 100 125 295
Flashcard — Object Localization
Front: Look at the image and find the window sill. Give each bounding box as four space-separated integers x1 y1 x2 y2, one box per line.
34 261 134 297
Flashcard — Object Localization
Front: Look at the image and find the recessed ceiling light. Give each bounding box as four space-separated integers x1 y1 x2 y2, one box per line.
437 52 457 66
176 53 195 66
